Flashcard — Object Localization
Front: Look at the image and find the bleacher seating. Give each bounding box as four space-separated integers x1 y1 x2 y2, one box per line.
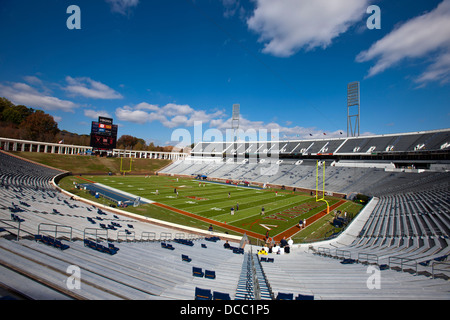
161 130 450 299
84 239 117 255
0 151 246 299
35 234 70 250
1 140 449 300
188 129 450 157
160 156 450 198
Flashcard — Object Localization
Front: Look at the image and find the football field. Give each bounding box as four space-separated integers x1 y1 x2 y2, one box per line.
77 175 361 242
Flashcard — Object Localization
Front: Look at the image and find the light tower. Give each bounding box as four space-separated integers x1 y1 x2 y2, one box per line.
347 81 360 137
232 104 240 141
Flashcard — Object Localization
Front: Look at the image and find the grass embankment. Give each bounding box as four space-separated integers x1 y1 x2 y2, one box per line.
10 151 171 174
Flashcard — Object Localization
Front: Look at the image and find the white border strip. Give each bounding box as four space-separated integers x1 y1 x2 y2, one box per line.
93 182 155 204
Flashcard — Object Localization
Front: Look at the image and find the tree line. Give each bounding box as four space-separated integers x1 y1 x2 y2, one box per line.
0 97 181 152
0 97 61 143
116 135 175 152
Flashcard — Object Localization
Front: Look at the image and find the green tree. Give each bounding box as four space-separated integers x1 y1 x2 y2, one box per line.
134 141 146 151
0 97 14 121
19 110 59 142
2 104 33 125
2 106 22 125
117 135 139 149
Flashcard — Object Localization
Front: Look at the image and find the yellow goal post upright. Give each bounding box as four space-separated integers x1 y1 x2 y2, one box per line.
120 156 132 175
316 160 330 214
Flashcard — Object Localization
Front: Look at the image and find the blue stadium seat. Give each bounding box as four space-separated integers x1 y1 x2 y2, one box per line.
35 234 70 250
174 238 194 246
195 287 212 300
340 258 356 264
182 254 192 262
277 292 293 300
205 270 216 279
213 291 230 300
296 294 314 300
193 267 204 277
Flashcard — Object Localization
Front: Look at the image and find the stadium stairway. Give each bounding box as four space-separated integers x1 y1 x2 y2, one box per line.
234 251 273 300
253 254 274 300
234 253 255 300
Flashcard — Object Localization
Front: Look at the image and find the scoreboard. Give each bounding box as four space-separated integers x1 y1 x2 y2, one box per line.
90 134 117 149
91 121 118 136
90 116 118 150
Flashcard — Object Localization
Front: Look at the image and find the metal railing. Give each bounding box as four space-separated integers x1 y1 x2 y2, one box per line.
117 230 135 242
38 223 72 241
335 249 352 260
358 252 379 265
389 256 417 275
141 231 156 241
84 227 109 242
0 219 21 241
431 261 450 280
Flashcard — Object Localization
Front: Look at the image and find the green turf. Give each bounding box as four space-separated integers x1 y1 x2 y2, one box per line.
65 174 363 242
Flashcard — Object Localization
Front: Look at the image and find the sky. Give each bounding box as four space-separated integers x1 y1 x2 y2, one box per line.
0 0 449 147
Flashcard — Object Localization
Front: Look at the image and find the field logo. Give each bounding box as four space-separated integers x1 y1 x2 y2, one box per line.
259 223 278 231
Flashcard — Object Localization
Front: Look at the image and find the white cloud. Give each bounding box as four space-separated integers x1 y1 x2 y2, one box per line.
84 109 112 119
247 0 368 57
356 0 450 84
105 0 139 16
415 52 450 85
65 76 123 99
134 102 159 111
115 101 349 141
0 82 78 112
23 75 44 86
115 102 225 128
115 105 152 124
222 0 242 18
53 116 62 123
161 103 194 117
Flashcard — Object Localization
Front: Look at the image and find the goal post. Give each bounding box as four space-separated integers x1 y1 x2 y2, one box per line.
316 160 330 214
120 157 132 174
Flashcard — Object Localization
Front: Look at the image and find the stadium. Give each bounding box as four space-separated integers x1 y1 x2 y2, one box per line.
0 124 449 301
0 0 449 306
